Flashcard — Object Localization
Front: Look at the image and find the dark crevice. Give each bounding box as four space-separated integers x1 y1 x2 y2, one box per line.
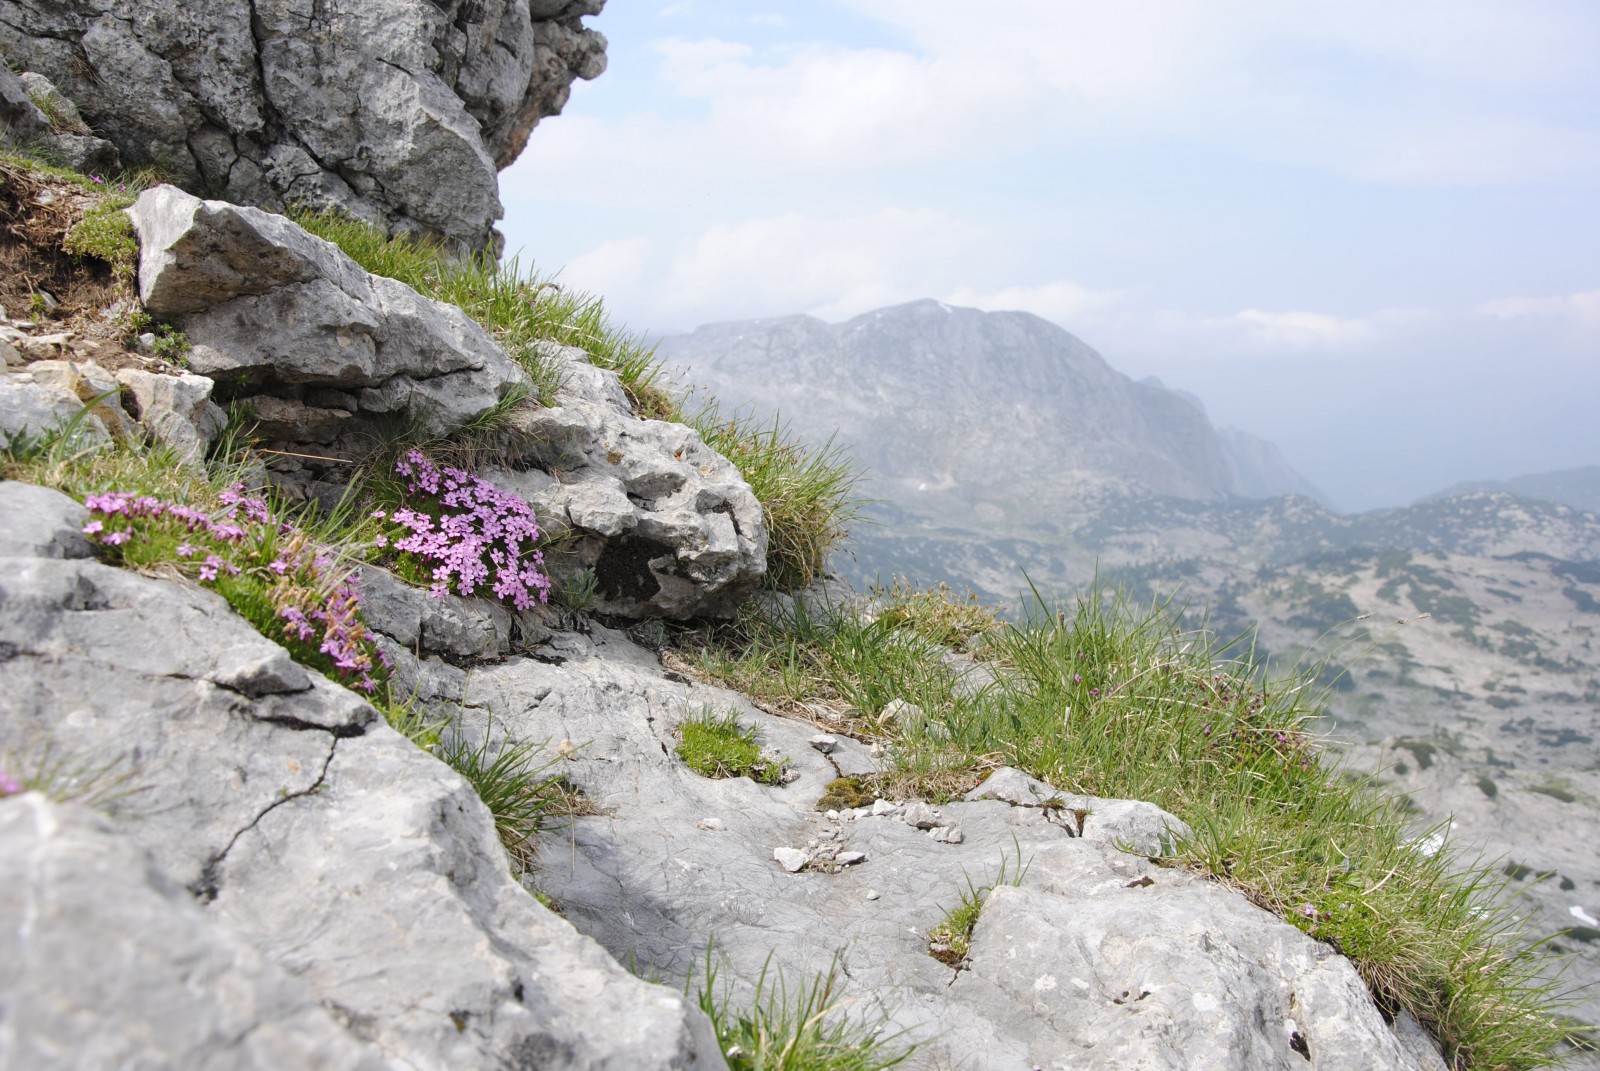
252 713 367 738
188 735 340 903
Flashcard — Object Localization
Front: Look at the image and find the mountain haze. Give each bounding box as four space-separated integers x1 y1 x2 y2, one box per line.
662 300 1322 531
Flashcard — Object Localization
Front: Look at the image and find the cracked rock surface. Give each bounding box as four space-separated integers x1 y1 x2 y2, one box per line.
0 0 607 252
372 586 1449 1071
0 483 724 1071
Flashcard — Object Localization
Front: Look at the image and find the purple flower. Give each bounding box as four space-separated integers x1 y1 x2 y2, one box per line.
102 530 130 546
268 558 290 575
82 519 103 535
0 770 21 796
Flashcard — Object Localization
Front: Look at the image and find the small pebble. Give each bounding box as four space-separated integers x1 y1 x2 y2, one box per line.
825 809 840 821
865 889 880 901
773 847 808 872
870 799 901 817
836 851 867 866
809 734 839 753
696 817 726 831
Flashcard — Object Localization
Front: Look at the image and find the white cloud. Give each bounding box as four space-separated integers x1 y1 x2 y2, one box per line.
1234 308 1375 348
557 236 653 297
1477 289 1600 323
943 280 1125 323
657 207 988 324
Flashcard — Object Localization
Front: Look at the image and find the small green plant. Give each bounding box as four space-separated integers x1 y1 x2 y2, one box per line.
676 707 787 785
927 841 1030 968
0 738 144 812
437 725 575 874
63 196 139 279
551 564 600 612
147 323 191 367
694 948 914 1071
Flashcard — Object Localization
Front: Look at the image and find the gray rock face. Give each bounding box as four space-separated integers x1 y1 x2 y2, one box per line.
366 603 1445 1071
2 794 396 1071
126 184 767 618
489 349 768 618
129 184 529 445
0 483 725 1071
0 0 607 252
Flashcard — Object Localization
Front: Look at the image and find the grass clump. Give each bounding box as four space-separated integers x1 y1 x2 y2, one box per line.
0 739 143 812
927 843 1029 969
872 578 1001 651
438 725 588 874
676 707 788 785
691 408 859 592
695 950 913 1071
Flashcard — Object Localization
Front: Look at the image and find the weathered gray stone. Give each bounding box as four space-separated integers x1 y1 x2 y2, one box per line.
486 345 767 619
0 1 607 252
0 481 92 559
1 794 397 1071
0 485 726 1071
25 359 132 439
116 367 227 462
965 765 1192 857
0 371 110 444
128 185 530 445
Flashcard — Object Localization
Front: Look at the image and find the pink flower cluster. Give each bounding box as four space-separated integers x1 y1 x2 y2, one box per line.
387 449 551 610
81 484 387 693
0 770 20 797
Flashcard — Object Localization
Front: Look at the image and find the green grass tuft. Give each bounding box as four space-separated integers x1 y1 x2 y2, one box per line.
676 707 788 785
437 725 576 874
695 949 915 1071
691 407 860 592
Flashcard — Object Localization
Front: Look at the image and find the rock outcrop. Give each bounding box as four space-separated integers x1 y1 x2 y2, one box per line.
0 482 723 1071
123 184 767 617
0 0 607 251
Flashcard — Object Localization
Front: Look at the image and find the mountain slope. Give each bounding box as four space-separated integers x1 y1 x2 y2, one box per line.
662 300 1322 528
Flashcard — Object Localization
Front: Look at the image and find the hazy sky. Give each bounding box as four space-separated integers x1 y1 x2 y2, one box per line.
500 1 1600 512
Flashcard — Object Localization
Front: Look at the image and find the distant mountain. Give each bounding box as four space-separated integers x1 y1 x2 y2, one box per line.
661 300 1323 529
1218 427 1334 506
1425 465 1600 516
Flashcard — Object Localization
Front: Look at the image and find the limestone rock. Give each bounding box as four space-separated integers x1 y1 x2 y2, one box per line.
485 346 768 619
1 794 396 1071
128 185 529 447
0 368 110 444
0 0 607 252
116 367 228 463
0 485 725 1071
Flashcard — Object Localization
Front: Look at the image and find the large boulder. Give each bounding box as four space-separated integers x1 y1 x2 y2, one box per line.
128 184 529 444
0 482 725 1070
0 0 607 252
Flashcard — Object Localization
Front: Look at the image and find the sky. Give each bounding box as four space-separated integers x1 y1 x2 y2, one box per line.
499 1 1600 512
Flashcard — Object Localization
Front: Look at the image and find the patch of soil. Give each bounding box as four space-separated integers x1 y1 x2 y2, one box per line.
0 158 139 366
